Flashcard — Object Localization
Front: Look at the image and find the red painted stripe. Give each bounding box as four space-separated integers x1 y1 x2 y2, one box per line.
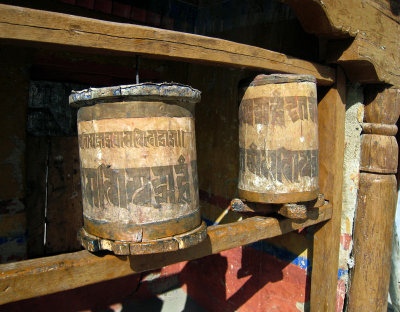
340 234 352 251
336 279 346 312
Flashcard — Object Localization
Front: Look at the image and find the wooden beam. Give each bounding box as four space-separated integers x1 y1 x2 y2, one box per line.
310 67 346 311
282 0 400 86
0 204 332 305
327 36 400 85
0 4 334 86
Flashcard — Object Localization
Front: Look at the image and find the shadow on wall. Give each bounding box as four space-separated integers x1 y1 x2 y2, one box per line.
0 273 143 312
125 242 311 312
0 238 311 312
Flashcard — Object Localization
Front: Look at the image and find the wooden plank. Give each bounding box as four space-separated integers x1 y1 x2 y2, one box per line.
45 137 82 254
310 67 346 311
0 4 334 86
282 0 400 86
0 203 332 305
327 36 400 85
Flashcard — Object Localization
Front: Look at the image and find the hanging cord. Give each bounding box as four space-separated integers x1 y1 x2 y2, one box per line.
214 199 245 225
136 55 140 84
214 203 232 225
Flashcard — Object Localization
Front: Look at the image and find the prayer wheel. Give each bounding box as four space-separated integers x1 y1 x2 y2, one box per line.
69 83 206 255
238 74 319 204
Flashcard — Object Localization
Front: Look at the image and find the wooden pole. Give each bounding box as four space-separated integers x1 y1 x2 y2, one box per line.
347 87 400 311
310 67 346 311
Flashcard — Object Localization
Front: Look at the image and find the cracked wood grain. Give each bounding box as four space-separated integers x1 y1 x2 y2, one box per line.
0 4 335 85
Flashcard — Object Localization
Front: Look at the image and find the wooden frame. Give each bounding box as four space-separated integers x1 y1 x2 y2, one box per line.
0 4 334 86
0 4 345 309
310 68 346 311
0 206 331 304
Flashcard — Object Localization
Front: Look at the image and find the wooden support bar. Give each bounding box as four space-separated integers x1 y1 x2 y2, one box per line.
0 204 332 305
310 67 346 311
0 5 335 86
347 87 400 312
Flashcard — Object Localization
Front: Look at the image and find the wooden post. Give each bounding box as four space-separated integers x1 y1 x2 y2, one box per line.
310 68 346 311
347 87 400 311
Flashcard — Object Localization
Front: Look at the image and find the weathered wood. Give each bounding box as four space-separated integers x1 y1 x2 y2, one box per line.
310 67 346 311
362 123 398 136
347 173 397 311
282 0 400 86
0 203 332 305
0 5 335 86
326 36 399 85
230 193 324 217
238 74 319 203
364 87 400 124
230 198 278 215
360 134 398 173
347 86 400 311
45 137 83 254
78 222 208 255
277 204 308 220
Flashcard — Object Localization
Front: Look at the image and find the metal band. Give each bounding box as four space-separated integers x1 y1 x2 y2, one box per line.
78 221 207 255
69 82 201 107
83 209 201 242
250 74 316 86
238 189 319 204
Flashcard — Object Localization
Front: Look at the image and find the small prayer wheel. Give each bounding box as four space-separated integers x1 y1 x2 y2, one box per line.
69 83 206 255
238 74 319 204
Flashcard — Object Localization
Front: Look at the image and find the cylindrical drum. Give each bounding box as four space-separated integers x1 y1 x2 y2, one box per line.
238 74 319 204
69 83 205 253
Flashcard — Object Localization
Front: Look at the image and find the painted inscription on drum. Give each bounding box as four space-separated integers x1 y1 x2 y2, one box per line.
78 117 196 170
239 145 318 183
81 157 198 210
239 95 317 126
79 129 186 149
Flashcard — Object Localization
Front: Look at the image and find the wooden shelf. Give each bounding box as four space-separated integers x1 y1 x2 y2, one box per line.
0 204 331 305
0 4 341 308
0 4 335 86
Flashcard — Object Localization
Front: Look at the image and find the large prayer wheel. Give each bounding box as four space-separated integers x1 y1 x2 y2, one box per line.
69 83 206 255
238 74 319 204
